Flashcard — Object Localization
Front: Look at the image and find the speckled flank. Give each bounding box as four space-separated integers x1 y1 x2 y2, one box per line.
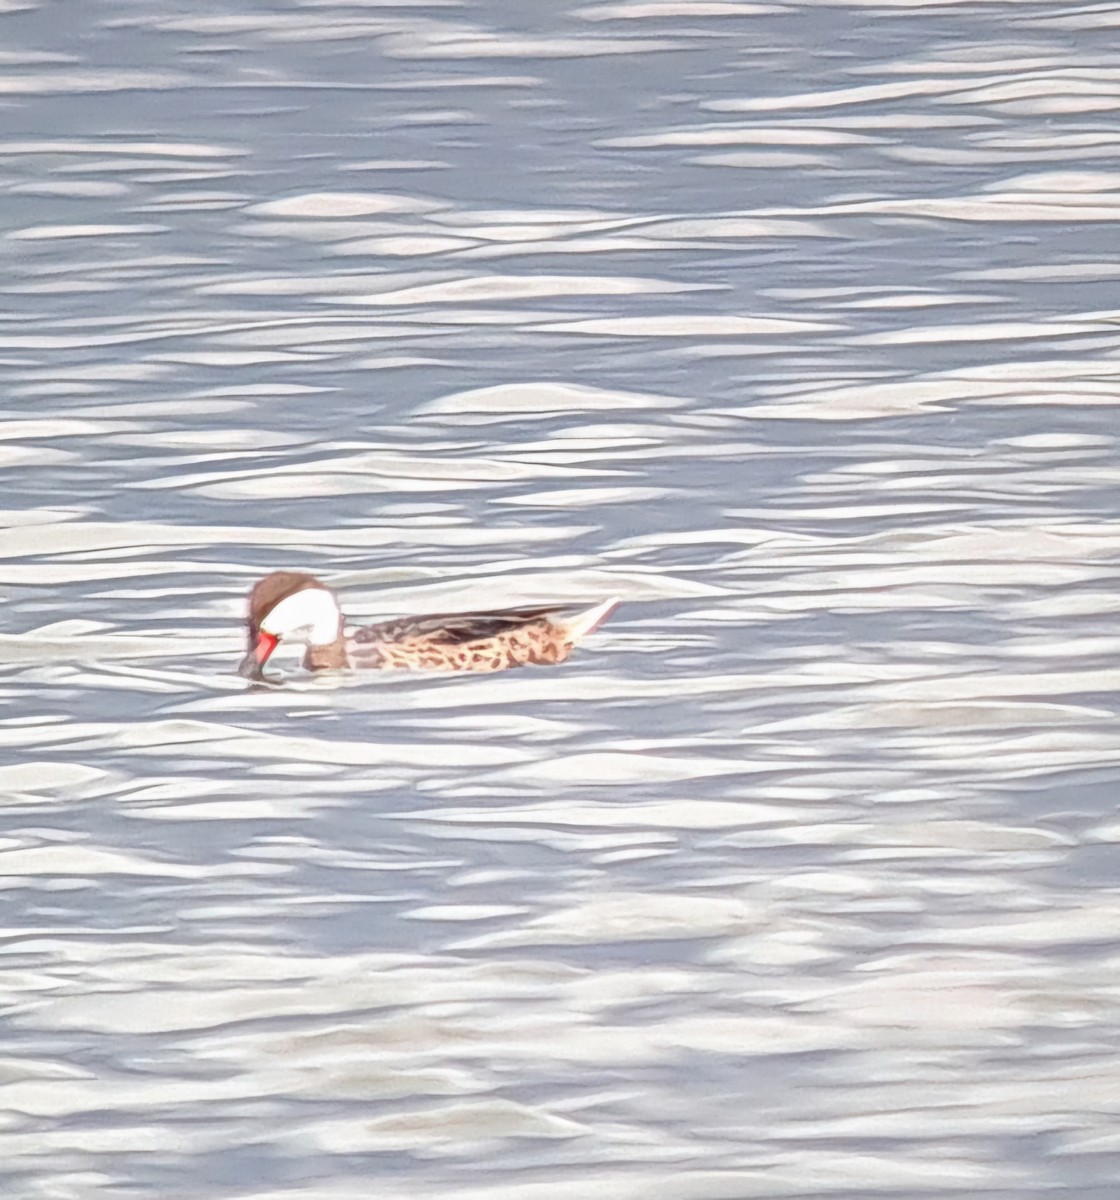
330 598 616 674
358 621 577 672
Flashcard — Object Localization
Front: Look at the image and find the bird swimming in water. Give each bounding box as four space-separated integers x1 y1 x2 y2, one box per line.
237 571 619 680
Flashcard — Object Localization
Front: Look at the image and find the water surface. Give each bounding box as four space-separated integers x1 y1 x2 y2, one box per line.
3 1 1120 1196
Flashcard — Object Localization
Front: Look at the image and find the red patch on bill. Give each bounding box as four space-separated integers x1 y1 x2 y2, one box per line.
254 630 279 664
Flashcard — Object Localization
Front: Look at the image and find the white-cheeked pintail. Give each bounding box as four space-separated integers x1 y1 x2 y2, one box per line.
237 571 619 680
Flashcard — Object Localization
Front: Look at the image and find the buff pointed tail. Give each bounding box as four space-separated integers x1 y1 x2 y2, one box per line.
563 596 621 643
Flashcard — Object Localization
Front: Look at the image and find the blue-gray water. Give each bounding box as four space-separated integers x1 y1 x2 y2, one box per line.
3 2 1120 1197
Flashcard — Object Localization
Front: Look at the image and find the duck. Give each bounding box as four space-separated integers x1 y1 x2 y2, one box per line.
237 570 619 680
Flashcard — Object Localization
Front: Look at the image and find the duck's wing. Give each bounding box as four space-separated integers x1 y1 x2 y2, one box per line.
354 604 578 647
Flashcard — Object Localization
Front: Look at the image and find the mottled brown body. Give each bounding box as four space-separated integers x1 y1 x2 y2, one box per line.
349 606 578 672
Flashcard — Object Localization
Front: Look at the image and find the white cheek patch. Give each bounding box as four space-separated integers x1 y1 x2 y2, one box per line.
260 588 340 646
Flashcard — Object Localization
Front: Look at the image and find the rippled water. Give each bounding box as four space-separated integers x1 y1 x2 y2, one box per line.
4 1 1120 1196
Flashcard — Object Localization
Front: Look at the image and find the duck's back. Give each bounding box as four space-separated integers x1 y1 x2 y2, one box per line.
349 600 616 672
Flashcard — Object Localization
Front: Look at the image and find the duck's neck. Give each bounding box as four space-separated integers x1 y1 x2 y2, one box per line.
303 631 348 671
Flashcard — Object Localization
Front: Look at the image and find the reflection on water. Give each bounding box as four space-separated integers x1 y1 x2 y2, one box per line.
2 1 1120 1196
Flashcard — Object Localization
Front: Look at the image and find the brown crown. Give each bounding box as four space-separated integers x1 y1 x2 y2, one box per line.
246 571 325 640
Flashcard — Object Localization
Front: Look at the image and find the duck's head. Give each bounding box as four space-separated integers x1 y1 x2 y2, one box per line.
237 571 343 680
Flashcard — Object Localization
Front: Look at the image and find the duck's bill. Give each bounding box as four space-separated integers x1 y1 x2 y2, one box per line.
237 631 278 680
